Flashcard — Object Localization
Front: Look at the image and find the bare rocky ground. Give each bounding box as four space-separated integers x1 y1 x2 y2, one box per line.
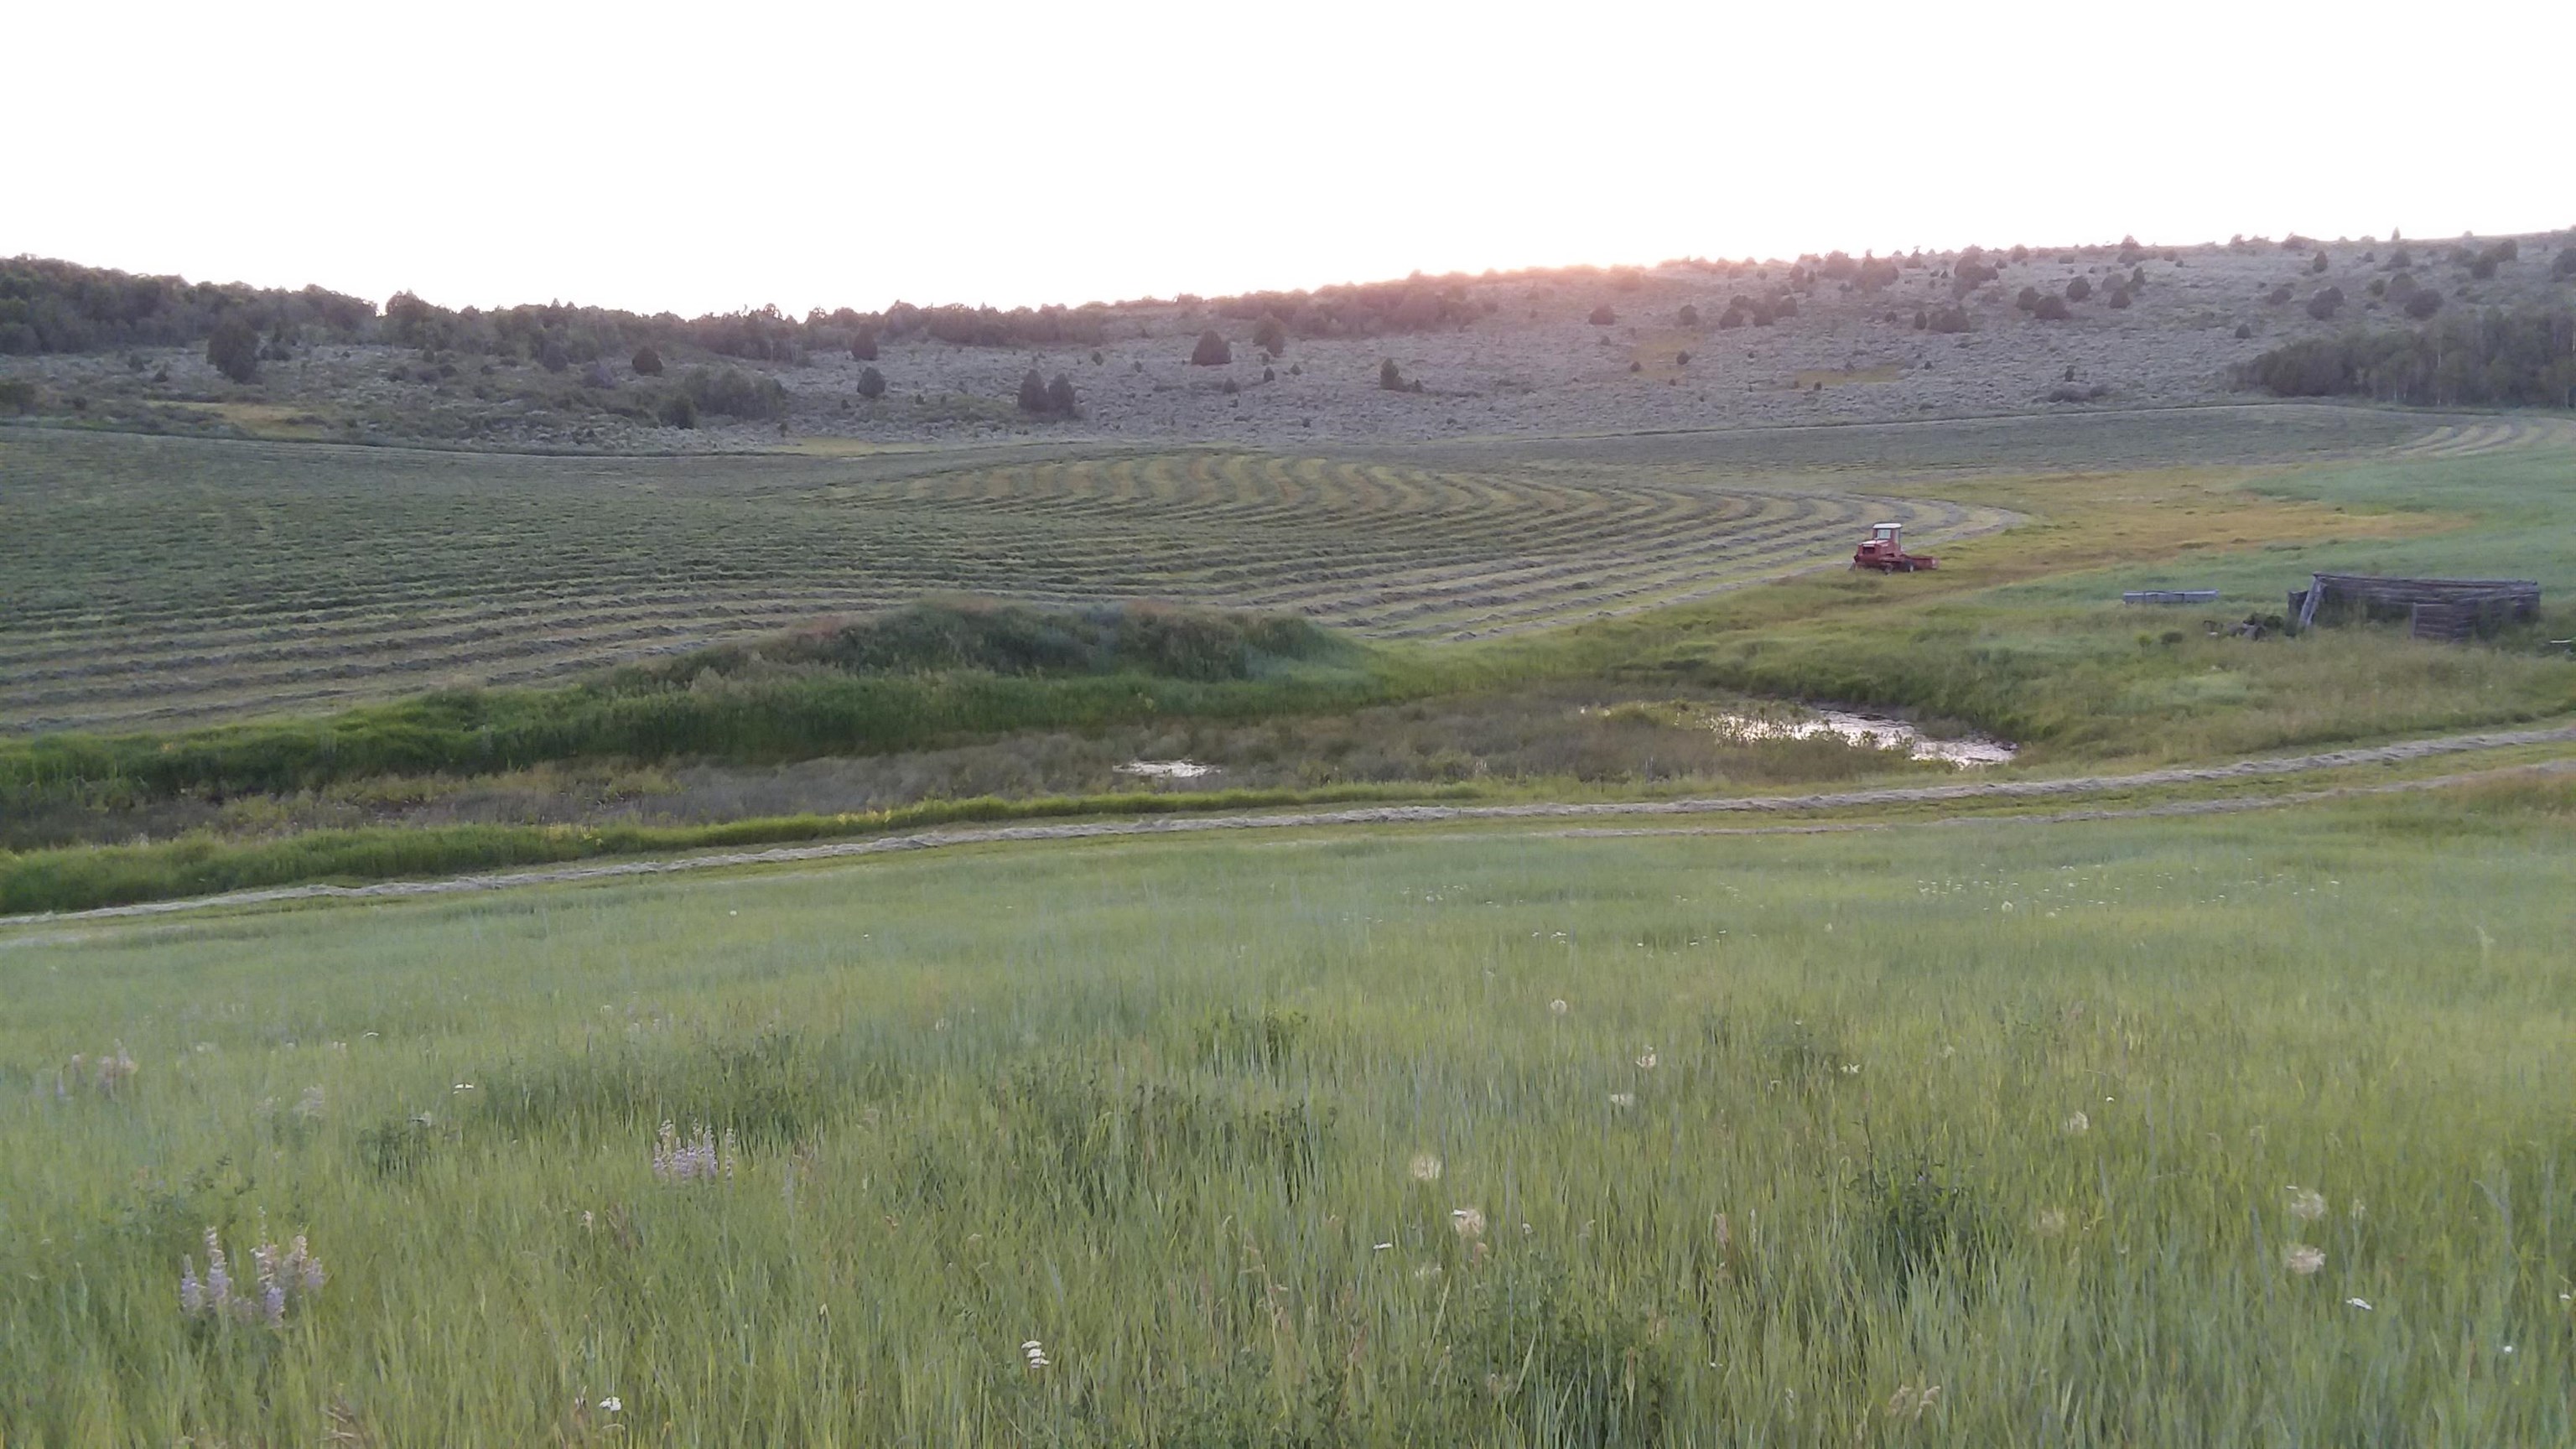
10 231 2572 454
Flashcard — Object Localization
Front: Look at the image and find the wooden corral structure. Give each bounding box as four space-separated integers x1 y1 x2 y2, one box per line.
2122 589 2220 606
2289 573 2542 642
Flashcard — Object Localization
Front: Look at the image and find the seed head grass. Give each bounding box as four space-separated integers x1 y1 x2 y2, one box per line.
0 790 2570 1441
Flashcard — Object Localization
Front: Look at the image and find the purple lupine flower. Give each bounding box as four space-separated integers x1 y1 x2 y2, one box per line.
181 1227 325 1327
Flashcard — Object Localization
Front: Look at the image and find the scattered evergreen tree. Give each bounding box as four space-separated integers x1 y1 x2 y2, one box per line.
205 315 261 382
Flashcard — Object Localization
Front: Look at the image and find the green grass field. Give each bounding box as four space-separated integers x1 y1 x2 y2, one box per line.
0 428 2012 733
6 404 2576 1442
7 412 2575 916
5 782 2571 1445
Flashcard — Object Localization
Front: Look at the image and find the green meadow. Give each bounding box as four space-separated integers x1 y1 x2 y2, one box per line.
5 781 2571 1445
6 413 2575 1444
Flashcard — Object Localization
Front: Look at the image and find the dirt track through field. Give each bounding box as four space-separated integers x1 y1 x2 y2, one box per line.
2391 417 2576 459
8 724 2569 933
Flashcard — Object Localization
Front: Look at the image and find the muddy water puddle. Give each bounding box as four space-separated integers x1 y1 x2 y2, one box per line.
1116 760 1220 779
1716 708 2017 767
1593 699 2017 767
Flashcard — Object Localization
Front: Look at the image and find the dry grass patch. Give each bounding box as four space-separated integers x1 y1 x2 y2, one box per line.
168 402 339 440
1623 330 1701 381
1883 467 2444 583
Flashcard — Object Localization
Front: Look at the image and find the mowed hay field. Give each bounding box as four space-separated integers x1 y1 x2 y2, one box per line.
0 428 2014 732
6 787 2573 1445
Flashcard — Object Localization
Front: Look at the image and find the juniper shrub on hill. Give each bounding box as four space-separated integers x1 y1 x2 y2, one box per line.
678 365 786 420
0 255 377 354
205 315 260 382
2237 303 2576 406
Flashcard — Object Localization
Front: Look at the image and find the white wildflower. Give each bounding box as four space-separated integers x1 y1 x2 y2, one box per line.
2284 1186 2326 1222
1407 1152 1443 1183
1608 1092 1636 1109
2062 1111 2090 1135
599 1397 622 1413
1450 1207 1486 1240
652 1121 738 1183
1022 1338 1051 1368
1549 999 1569 1016
2345 1297 2372 1311
1634 1046 1658 1070
2034 1208 2069 1238
2283 1244 2325 1275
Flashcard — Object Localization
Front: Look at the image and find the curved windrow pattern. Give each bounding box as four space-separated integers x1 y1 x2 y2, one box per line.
0 430 2014 732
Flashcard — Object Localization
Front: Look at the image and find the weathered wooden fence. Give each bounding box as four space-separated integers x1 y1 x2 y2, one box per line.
2288 573 2542 640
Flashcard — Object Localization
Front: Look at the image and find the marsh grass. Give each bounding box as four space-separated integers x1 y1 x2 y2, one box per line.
2 787 2569 1443
1544 449 2576 763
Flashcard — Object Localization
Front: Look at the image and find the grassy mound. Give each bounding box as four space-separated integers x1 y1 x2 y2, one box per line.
0 603 1395 811
621 598 1355 686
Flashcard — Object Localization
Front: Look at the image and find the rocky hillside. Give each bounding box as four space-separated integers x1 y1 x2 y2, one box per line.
5 232 2570 452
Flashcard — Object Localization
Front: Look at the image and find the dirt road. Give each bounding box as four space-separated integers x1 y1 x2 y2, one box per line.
6 723 2568 934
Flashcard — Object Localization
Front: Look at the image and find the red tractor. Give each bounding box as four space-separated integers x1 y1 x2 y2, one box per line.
1852 522 1938 573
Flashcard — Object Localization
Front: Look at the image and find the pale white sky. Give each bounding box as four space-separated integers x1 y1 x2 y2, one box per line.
12 1 2570 318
